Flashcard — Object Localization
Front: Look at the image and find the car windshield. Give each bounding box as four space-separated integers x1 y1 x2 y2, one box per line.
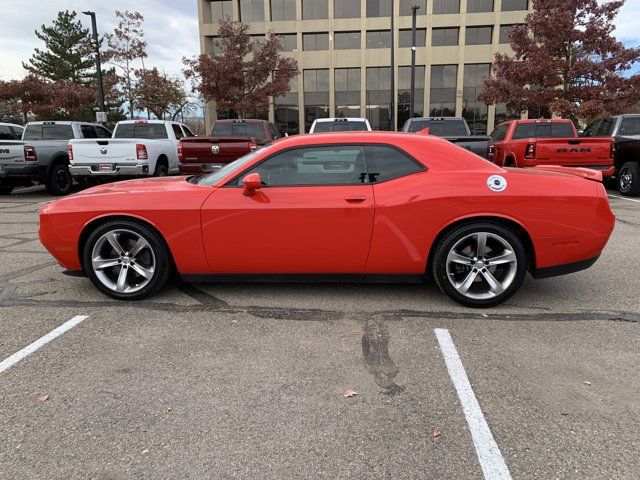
407 120 468 136
313 121 368 132
194 147 270 186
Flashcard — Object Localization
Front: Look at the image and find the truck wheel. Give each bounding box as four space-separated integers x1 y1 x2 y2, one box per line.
432 222 527 308
618 162 640 196
46 164 73 196
154 163 168 177
0 181 15 195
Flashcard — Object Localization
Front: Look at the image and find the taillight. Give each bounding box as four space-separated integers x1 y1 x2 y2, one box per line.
525 142 536 159
610 141 616 159
177 141 184 162
249 141 257 151
487 143 495 161
67 144 74 161
24 146 37 161
136 144 148 160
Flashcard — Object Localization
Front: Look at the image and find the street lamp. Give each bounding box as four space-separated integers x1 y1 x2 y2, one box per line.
82 11 106 123
410 5 420 120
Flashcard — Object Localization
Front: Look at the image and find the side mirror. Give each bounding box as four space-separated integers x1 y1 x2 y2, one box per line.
242 172 262 196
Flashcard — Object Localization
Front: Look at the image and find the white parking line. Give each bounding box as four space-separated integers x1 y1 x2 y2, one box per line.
608 194 640 204
0 315 89 375
435 328 512 480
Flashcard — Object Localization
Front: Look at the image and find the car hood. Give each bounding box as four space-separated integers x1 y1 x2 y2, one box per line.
71 176 206 197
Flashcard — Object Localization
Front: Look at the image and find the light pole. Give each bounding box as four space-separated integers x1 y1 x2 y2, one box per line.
410 5 420 120
82 11 106 122
390 0 395 131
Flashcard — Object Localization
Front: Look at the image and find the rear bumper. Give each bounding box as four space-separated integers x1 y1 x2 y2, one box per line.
179 163 225 175
0 163 43 179
69 164 149 177
533 255 600 279
521 161 615 177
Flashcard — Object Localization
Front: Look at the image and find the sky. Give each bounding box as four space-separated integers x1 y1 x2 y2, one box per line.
0 0 639 81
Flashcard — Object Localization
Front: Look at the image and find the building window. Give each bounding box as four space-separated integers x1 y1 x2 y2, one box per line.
366 0 391 17
433 0 460 14
303 0 328 19
275 76 299 135
335 68 361 118
334 0 360 18
463 63 491 134
251 34 266 45
432 27 459 46
502 0 528 11
366 67 391 130
277 33 297 51
398 28 426 48
499 24 516 44
304 69 329 132
240 0 265 21
271 0 296 20
495 103 520 125
398 65 425 128
466 0 493 13
466 26 493 45
366 30 391 49
212 0 234 20
210 36 226 54
399 0 426 16
303 32 329 50
430 64 458 117
334 31 361 49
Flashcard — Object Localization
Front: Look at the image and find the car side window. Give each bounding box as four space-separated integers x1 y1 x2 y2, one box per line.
269 123 280 139
364 145 424 183
238 146 367 186
595 117 615 136
490 124 508 141
172 124 184 139
0 126 13 140
181 126 195 137
582 120 600 137
81 125 98 138
95 126 112 138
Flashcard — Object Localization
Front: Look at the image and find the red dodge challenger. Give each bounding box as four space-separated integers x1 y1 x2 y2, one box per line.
39 132 615 307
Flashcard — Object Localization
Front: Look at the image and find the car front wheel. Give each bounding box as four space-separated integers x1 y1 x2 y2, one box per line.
432 223 527 308
83 220 172 300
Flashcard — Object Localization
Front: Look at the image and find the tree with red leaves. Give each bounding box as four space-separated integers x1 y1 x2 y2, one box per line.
480 0 640 122
136 68 189 120
184 19 298 118
0 75 52 123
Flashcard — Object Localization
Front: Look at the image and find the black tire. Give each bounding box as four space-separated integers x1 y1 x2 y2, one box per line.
0 181 14 195
154 162 168 177
82 219 172 300
618 162 640 196
45 163 73 196
432 222 527 308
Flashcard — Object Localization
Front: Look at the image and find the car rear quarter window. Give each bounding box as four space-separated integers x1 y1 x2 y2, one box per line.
114 123 168 139
0 126 14 140
364 145 424 183
42 124 74 140
490 124 508 141
313 121 368 132
619 117 640 136
212 122 266 139
172 124 184 139
239 146 367 186
81 125 98 138
95 126 112 138
595 117 615 136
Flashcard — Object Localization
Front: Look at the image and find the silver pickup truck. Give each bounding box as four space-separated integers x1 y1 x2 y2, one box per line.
0 121 111 195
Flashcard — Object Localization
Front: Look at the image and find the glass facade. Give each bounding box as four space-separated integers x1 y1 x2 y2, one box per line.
335 68 361 118
334 31 361 49
462 63 491 134
466 26 493 45
277 33 297 51
240 0 265 21
303 0 329 19
334 0 360 18
366 30 391 49
366 67 391 130
430 64 457 117
303 69 330 132
212 0 233 20
366 0 391 17
432 27 459 46
399 28 426 48
399 0 426 16
275 76 299 135
271 0 296 20
466 0 493 13
303 32 329 50
433 0 460 14
398 65 425 128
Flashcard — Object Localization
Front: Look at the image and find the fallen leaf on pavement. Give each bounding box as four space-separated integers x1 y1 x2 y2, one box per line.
162 406 171 415
584 381 592 385
37 395 49 403
342 390 357 398
434 427 442 438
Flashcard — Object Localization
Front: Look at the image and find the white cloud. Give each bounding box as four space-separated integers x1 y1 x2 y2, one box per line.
0 0 199 81
615 0 640 47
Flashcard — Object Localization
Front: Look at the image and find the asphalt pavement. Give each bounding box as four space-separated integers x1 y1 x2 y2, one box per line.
0 185 638 479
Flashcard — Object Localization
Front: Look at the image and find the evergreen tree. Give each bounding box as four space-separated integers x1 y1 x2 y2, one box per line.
23 10 95 85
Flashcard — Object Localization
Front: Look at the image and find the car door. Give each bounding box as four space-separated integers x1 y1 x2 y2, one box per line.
200 145 375 274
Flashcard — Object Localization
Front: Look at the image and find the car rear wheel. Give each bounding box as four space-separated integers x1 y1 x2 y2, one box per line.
618 162 640 196
83 220 172 300
154 162 168 177
432 223 527 308
46 163 72 196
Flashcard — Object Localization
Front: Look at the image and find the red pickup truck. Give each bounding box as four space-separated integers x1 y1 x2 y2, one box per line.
178 119 283 174
487 119 615 177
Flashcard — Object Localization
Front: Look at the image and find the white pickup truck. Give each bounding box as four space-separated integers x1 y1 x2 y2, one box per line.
68 120 195 180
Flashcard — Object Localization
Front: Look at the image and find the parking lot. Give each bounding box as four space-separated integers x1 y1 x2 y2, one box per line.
0 186 638 479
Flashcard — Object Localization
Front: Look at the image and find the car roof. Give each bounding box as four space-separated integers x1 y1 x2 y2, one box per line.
117 120 179 125
0 122 23 128
410 117 464 121
505 118 573 124
213 119 267 124
313 118 368 122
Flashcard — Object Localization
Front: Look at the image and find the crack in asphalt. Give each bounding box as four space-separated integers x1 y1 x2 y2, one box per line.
362 320 406 396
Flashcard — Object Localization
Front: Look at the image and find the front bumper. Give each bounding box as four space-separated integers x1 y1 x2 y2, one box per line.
69 163 149 177
0 163 43 179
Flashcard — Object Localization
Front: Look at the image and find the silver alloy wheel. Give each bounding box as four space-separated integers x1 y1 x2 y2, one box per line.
619 166 632 193
445 232 518 300
91 229 156 294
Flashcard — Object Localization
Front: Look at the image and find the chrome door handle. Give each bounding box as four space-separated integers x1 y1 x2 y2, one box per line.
345 196 366 203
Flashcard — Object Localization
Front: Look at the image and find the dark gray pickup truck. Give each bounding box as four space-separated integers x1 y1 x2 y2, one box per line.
583 114 640 196
401 117 492 159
